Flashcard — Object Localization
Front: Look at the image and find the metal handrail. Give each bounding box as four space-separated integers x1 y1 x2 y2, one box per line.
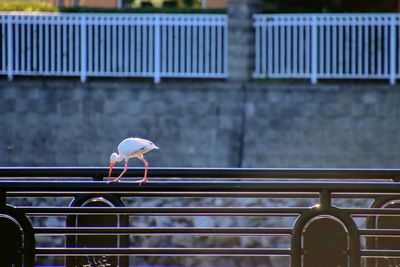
1 167 400 179
34 227 293 236
1 167 400 267
1 180 400 193
36 247 292 256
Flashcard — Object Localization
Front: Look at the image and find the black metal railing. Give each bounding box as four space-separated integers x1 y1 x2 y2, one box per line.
1 167 400 267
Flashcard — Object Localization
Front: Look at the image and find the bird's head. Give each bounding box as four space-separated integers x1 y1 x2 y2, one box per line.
108 153 119 178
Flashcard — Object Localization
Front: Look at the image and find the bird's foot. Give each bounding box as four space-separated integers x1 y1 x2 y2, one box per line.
107 178 121 183
136 178 148 185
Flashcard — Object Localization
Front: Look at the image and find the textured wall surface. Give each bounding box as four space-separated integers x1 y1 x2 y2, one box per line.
1 80 399 168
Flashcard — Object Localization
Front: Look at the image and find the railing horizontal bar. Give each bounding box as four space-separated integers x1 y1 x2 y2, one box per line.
1 167 399 180
254 74 396 79
35 247 291 256
360 229 400 236
254 21 395 27
23 207 400 216
361 249 400 257
7 191 321 198
346 208 400 215
2 180 400 193
6 192 392 199
19 207 304 216
34 227 292 236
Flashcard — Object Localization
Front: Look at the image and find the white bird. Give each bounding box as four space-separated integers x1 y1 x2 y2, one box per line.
108 137 159 184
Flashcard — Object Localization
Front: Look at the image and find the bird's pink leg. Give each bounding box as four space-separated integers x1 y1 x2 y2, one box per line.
136 156 149 185
109 161 128 183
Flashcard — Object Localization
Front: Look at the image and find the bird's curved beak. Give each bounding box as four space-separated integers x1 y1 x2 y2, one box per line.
108 162 115 178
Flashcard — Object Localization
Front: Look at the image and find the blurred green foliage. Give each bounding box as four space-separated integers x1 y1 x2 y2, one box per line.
0 0 223 13
0 1 58 12
60 7 225 13
262 0 398 13
124 0 201 8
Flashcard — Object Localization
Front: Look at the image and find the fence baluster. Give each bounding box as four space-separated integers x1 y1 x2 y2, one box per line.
7 15 13 80
311 16 317 84
390 15 396 85
81 16 86 82
154 16 161 83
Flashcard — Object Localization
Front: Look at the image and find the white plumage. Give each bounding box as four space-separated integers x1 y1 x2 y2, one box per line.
108 137 159 184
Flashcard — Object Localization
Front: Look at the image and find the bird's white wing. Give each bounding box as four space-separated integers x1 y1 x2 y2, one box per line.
118 138 145 155
132 137 154 147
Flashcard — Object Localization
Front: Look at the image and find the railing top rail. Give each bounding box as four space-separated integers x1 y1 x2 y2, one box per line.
0 13 227 26
0 167 400 179
253 13 400 26
0 12 227 17
254 13 400 18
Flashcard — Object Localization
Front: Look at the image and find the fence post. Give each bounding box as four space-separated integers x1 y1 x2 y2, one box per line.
81 16 87 83
56 0 62 8
154 16 161 83
390 15 396 85
7 15 13 81
224 15 229 78
228 0 262 82
311 16 318 84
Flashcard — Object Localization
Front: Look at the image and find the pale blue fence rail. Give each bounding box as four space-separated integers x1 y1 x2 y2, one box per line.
0 13 228 83
253 14 400 84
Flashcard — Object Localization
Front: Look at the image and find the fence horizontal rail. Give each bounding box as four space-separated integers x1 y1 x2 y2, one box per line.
361 249 400 258
345 208 400 216
35 247 291 256
1 180 400 193
34 227 293 236
17 206 305 215
359 229 400 236
1 167 400 179
253 14 400 84
18 206 400 217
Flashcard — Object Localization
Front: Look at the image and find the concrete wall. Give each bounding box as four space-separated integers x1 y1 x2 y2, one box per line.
1 80 399 168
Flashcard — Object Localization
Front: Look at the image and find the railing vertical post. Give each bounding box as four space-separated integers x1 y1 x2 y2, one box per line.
311 16 317 84
154 15 161 84
0 189 5 207
7 15 14 81
81 16 87 83
390 15 396 85
320 190 331 208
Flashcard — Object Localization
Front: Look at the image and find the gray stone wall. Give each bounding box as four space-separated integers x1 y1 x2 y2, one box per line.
1 80 400 168
227 0 262 81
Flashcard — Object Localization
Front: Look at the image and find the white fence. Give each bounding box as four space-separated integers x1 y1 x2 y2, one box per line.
0 13 228 83
253 14 400 84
